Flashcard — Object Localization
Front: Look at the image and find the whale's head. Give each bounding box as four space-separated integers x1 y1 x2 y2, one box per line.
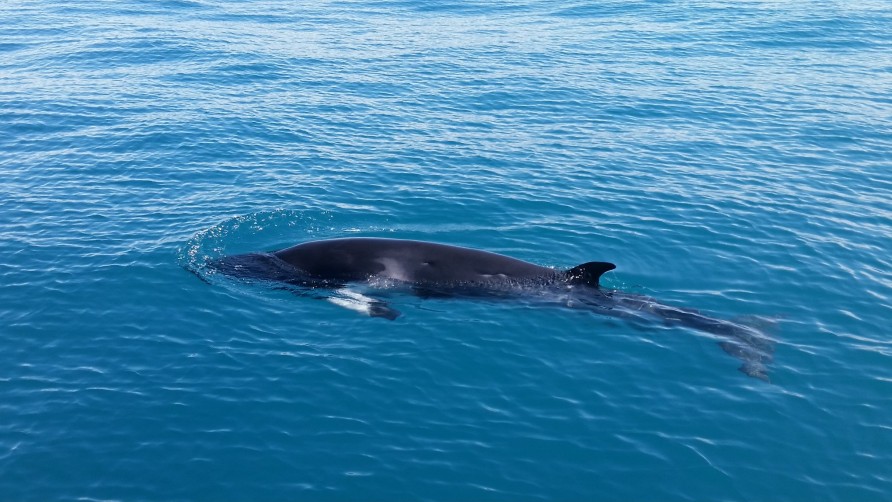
206 252 331 287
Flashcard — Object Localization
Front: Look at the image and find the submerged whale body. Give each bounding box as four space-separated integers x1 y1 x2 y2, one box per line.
202 237 775 381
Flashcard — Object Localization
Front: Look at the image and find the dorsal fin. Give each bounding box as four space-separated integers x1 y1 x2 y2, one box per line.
566 261 616 287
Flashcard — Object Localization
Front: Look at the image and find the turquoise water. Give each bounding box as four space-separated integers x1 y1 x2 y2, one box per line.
2 0 891 500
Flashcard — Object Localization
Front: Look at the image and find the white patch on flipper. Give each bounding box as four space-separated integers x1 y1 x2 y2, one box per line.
327 288 376 316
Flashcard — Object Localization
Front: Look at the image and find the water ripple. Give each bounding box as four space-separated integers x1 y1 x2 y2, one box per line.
2 0 892 500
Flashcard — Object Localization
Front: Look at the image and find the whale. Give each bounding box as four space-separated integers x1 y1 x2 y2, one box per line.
199 237 775 381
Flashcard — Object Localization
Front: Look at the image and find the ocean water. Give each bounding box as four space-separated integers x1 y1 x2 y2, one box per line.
2 0 891 500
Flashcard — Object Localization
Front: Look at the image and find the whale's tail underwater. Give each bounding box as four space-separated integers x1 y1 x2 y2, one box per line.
575 291 776 381
190 237 776 381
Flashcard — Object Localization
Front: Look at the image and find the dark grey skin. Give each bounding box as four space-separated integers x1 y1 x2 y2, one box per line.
274 238 613 287
204 237 774 381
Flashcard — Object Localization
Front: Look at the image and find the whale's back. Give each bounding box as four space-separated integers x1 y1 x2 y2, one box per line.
273 237 555 284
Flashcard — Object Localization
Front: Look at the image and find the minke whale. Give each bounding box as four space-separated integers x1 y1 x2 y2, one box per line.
200 237 775 381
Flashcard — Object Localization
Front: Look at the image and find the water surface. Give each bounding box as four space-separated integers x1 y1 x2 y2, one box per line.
1 1 891 500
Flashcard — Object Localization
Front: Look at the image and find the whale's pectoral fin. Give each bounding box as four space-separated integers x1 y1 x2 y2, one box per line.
368 301 401 320
327 289 401 320
567 262 616 287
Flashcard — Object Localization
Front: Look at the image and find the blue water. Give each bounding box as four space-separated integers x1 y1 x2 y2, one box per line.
2 0 891 500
